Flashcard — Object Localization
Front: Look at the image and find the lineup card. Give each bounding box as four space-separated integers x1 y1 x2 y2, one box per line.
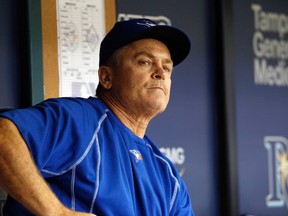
56 0 105 97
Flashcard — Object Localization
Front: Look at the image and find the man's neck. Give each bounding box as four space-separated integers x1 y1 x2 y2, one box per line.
99 95 152 138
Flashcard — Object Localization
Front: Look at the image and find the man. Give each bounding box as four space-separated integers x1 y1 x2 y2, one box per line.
0 18 194 215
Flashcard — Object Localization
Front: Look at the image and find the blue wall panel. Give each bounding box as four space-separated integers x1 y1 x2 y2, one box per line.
233 0 288 215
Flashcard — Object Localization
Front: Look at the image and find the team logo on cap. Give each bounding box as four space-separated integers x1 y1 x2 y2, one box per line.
129 149 143 162
118 13 171 26
136 21 156 28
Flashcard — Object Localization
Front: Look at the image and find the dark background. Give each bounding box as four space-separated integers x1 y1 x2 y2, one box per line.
1 0 288 215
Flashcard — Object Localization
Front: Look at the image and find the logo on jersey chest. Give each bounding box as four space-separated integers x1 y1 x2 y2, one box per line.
129 149 143 162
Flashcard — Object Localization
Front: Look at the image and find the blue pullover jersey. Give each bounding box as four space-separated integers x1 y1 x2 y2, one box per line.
0 97 194 216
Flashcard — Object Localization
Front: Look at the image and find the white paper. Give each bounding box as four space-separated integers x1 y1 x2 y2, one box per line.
56 0 105 97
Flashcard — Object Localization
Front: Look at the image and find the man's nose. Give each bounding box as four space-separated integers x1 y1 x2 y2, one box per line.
152 66 165 80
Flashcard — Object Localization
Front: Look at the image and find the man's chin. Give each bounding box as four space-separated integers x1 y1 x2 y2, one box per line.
147 102 168 115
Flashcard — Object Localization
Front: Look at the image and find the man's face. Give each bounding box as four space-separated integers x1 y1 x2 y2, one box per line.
109 39 173 117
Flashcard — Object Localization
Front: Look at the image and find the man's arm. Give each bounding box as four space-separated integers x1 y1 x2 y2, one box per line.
0 117 95 216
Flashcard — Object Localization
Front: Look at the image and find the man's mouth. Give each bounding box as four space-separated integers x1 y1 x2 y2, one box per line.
148 86 166 94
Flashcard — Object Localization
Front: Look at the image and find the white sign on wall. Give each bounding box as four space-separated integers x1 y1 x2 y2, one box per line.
56 0 105 97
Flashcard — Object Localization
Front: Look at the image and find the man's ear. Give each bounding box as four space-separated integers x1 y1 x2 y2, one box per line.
98 66 113 90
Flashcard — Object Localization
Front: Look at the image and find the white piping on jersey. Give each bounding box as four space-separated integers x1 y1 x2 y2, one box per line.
41 110 109 176
41 109 109 212
146 143 180 212
71 166 76 210
89 109 109 212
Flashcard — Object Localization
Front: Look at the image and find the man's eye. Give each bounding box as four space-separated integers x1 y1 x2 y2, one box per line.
163 66 172 72
139 60 150 65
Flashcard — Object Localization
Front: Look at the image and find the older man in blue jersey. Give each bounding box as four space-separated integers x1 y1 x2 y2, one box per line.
0 19 194 215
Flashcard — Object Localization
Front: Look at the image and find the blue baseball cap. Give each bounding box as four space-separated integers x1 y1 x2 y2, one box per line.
99 18 190 67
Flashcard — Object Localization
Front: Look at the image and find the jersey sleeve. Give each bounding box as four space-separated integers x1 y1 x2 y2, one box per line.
171 178 195 216
0 98 99 175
